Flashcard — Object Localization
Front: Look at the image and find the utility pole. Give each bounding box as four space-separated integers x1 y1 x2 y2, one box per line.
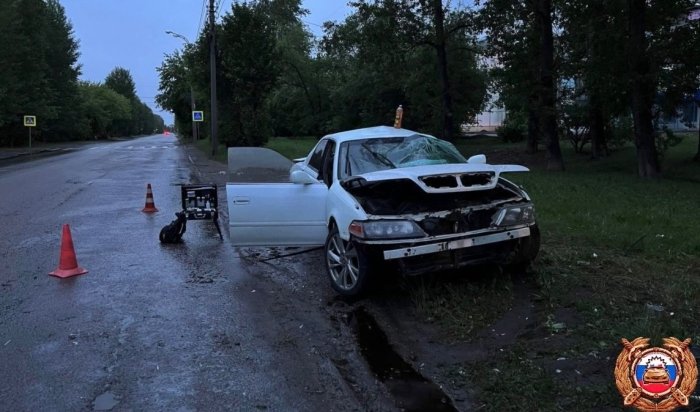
209 0 218 157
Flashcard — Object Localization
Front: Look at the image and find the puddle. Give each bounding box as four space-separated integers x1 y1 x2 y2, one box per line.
350 307 457 412
93 391 119 411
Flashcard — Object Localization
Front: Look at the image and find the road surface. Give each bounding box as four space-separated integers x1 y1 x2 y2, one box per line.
0 135 387 411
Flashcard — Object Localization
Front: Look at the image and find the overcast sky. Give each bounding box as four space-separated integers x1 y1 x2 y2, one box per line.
62 0 352 125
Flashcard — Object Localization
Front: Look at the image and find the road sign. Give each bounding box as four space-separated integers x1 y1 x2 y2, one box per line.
24 115 36 127
192 111 204 122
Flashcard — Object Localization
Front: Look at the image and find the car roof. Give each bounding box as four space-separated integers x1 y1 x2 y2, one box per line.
324 125 434 144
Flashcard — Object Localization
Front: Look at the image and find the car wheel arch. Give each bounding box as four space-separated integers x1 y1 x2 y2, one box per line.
327 217 337 230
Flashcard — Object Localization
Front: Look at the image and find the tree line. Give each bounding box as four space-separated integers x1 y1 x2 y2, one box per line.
156 0 700 177
0 0 164 146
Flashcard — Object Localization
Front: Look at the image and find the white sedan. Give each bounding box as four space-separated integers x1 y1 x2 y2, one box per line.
226 126 540 296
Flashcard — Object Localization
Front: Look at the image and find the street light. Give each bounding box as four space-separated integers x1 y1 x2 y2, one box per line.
165 30 199 141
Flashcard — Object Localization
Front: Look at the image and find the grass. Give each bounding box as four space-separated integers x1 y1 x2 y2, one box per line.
192 137 227 163
264 136 318 159
413 135 700 410
188 135 318 165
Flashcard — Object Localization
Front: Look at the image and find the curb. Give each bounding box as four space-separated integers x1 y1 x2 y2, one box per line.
0 148 68 161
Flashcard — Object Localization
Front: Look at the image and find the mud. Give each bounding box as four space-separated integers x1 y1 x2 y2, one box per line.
349 307 457 412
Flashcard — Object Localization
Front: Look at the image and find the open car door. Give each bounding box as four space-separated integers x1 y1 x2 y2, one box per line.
227 147 327 246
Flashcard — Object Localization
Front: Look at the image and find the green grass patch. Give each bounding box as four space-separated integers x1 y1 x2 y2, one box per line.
408 269 515 342
192 137 227 163
403 135 700 409
264 136 318 160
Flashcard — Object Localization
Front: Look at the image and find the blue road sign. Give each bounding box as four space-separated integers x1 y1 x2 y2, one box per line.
192 111 204 122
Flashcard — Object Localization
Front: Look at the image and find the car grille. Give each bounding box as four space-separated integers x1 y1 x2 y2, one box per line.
419 172 495 189
417 208 496 236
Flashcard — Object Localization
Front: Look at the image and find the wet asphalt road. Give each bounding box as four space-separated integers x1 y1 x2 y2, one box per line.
0 135 380 411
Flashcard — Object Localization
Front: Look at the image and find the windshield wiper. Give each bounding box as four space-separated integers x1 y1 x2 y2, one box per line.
361 142 396 168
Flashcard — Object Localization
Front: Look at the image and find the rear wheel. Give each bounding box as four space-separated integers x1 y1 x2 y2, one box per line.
324 225 371 296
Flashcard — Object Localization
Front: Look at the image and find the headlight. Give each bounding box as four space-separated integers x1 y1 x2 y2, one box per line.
491 204 535 227
349 220 427 239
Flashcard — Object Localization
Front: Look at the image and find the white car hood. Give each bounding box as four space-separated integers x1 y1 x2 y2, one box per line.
354 163 528 193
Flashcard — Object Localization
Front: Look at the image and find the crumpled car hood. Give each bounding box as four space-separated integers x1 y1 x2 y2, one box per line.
352 163 528 193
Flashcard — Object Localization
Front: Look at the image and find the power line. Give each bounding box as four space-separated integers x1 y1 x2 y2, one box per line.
196 0 207 39
215 0 224 19
303 19 323 28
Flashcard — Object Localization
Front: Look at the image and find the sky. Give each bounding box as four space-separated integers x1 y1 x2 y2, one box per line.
61 0 353 125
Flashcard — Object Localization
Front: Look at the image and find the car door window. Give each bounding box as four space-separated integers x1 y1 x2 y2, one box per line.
307 139 328 173
321 141 336 188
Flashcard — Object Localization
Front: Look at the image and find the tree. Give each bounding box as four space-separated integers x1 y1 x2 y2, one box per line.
78 82 131 138
361 0 482 141
478 0 564 169
559 0 629 159
104 66 159 137
217 1 278 146
534 0 564 170
319 0 486 137
156 51 193 137
39 0 82 141
477 0 542 153
0 0 54 145
627 0 660 178
104 67 137 100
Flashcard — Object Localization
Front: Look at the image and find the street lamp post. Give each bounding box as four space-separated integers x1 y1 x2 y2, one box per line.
165 30 198 141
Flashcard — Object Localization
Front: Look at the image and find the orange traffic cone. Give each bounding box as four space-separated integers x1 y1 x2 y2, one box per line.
142 183 158 213
49 224 88 278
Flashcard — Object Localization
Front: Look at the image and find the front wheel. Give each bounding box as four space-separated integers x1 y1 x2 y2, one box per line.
504 224 541 273
324 225 371 296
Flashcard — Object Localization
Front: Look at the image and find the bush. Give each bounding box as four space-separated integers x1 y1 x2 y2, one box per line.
656 127 684 159
608 115 634 150
497 122 525 143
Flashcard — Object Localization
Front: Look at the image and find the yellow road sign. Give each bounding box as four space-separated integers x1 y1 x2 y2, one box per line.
24 115 36 127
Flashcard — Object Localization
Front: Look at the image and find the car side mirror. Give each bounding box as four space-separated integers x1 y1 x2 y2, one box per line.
467 154 487 164
290 170 318 184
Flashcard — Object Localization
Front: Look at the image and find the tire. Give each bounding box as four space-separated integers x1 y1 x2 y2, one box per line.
504 224 541 272
324 225 371 296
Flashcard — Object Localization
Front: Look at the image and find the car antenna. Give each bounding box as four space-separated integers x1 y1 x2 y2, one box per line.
393 105 403 128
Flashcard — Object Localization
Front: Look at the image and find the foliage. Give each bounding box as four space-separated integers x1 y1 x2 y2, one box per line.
155 50 192 138
104 67 137 101
0 2 163 145
217 1 278 147
656 127 685 159
78 82 131 138
496 121 525 143
559 103 590 153
156 0 487 146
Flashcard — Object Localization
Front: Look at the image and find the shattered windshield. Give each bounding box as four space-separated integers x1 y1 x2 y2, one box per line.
339 134 467 179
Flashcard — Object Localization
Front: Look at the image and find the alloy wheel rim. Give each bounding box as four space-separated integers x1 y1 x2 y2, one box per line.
326 233 359 291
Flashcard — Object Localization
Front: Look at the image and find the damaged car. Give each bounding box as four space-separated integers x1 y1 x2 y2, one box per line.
226 125 540 296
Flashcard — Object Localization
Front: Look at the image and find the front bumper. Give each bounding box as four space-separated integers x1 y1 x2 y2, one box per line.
355 226 531 260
